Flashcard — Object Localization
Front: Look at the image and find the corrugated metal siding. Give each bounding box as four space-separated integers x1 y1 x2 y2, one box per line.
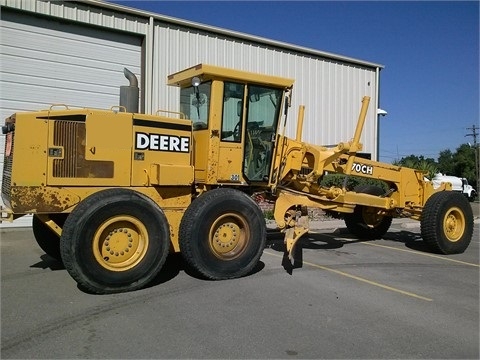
0 0 149 34
0 5 143 228
152 22 379 157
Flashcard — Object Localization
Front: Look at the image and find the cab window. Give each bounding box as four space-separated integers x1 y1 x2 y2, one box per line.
221 82 245 142
180 82 211 130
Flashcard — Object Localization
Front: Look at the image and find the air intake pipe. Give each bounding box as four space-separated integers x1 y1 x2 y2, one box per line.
119 68 139 113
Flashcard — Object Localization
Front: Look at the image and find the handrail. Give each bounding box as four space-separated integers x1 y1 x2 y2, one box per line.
49 104 70 110
110 106 127 113
155 109 185 119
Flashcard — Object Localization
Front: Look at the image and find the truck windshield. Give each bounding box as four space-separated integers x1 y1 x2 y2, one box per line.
243 85 283 182
180 82 211 130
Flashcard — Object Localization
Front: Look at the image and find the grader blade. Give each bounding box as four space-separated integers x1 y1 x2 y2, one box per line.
282 216 309 272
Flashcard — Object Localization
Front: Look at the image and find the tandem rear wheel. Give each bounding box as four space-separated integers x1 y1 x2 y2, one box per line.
60 188 170 294
179 188 266 280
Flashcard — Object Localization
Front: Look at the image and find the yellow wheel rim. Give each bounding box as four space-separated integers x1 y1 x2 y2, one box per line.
93 216 149 271
362 208 383 228
209 213 249 260
443 207 465 243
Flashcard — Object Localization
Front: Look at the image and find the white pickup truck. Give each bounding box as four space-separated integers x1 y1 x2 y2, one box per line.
432 174 477 202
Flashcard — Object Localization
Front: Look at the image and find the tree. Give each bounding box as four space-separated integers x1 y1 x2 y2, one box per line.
437 144 476 185
437 149 454 175
451 144 476 186
396 144 477 189
417 159 439 180
392 155 438 179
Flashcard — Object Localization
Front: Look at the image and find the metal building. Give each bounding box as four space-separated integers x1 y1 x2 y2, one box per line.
0 0 384 227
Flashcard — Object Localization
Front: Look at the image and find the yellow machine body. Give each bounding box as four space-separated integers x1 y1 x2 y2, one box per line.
2 108 193 250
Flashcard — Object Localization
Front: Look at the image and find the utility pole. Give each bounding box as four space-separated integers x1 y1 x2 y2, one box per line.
466 124 479 194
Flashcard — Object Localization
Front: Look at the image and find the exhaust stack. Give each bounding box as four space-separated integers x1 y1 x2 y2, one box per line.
120 68 139 113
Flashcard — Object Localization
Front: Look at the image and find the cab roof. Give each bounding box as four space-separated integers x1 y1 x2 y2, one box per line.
167 63 294 89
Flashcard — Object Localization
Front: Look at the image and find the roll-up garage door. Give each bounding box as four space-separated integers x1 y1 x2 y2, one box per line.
0 9 143 228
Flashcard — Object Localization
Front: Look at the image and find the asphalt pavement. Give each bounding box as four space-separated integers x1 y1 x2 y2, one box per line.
1 202 479 359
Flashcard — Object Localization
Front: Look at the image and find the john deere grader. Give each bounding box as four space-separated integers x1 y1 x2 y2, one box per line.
1 64 473 294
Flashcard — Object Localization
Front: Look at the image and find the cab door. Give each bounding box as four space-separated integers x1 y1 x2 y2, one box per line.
242 85 283 183
217 82 247 183
217 83 284 184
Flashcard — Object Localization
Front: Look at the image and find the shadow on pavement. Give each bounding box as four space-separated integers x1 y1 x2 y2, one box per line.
30 254 65 271
267 227 437 259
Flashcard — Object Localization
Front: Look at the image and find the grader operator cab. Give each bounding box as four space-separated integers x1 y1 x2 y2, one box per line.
1 64 474 294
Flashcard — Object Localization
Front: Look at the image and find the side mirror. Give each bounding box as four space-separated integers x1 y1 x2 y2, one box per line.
284 89 292 115
285 89 292 108
191 77 202 119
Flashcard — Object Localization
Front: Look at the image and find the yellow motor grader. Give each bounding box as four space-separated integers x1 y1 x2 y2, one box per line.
1 64 473 293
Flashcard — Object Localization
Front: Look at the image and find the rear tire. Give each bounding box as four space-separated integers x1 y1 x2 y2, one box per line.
179 188 266 280
344 185 392 240
32 214 67 261
421 191 473 254
60 189 170 294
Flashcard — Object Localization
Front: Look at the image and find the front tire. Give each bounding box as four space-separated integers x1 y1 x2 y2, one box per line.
179 188 266 280
60 189 170 294
421 191 473 254
344 185 393 240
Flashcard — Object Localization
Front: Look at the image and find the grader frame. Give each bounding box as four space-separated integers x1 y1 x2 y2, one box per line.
269 96 448 258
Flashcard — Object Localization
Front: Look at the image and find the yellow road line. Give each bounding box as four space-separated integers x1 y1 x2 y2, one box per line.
264 250 433 302
319 233 480 268
361 242 480 268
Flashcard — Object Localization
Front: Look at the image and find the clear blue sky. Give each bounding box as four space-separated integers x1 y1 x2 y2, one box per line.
110 0 479 163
